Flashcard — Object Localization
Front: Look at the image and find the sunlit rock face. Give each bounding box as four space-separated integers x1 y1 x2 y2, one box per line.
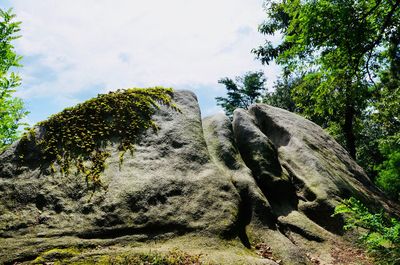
0 91 398 264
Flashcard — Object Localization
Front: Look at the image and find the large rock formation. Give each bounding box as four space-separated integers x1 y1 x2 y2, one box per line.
0 91 398 264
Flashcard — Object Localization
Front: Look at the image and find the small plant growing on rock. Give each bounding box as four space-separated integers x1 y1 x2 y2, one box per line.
18 87 179 192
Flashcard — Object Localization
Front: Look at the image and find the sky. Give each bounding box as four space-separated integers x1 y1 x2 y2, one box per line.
3 0 281 125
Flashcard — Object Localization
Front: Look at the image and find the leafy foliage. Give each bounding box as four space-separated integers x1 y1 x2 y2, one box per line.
253 0 400 159
334 197 400 264
355 117 384 178
252 0 400 200
262 75 297 112
375 134 400 201
215 71 266 118
0 8 28 151
19 87 178 191
369 31 400 199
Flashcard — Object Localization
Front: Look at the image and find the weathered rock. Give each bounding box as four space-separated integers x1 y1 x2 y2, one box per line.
247 104 399 229
203 114 275 242
0 91 241 263
0 91 398 264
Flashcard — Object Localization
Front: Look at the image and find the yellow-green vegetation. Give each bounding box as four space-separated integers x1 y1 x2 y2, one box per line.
19 87 178 191
32 247 81 264
33 248 205 265
0 8 29 151
93 249 204 265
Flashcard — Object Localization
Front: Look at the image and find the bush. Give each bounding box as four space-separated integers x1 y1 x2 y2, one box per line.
334 197 400 264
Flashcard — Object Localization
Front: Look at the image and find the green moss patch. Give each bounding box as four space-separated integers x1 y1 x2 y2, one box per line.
32 247 207 265
19 87 178 191
32 247 81 264
86 249 205 265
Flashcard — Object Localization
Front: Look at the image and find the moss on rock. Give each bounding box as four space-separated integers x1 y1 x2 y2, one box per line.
18 87 178 191
32 247 81 264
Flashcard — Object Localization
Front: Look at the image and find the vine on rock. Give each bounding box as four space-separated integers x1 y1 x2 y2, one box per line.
19 87 179 192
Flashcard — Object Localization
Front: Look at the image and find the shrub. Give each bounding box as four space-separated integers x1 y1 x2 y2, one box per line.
334 197 400 264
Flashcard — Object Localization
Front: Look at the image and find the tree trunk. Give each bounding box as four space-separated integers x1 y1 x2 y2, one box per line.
344 104 356 159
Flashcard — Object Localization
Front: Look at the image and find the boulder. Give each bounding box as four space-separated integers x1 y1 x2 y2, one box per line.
0 91 398 264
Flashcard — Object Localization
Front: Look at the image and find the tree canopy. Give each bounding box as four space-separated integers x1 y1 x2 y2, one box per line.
0 8 27 151
215 71 266 118
251 0 400 199
253 0 400 159
262 75 297 112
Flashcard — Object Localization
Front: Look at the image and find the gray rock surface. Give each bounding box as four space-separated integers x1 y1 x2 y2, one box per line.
0 91 398 264
247 104 399 222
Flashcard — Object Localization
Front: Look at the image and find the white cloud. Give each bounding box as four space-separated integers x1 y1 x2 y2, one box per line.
10 0 281 121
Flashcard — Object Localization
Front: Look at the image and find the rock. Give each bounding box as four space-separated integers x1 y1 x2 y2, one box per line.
203 113 275 245
0 91 398 264
0 91 240 263
247 104 399 230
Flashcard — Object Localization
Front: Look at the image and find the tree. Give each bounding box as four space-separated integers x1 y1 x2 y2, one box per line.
375 133 400 201
216 71 266 117
253 0 400 159
262 74 298 112
0 8 27 151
